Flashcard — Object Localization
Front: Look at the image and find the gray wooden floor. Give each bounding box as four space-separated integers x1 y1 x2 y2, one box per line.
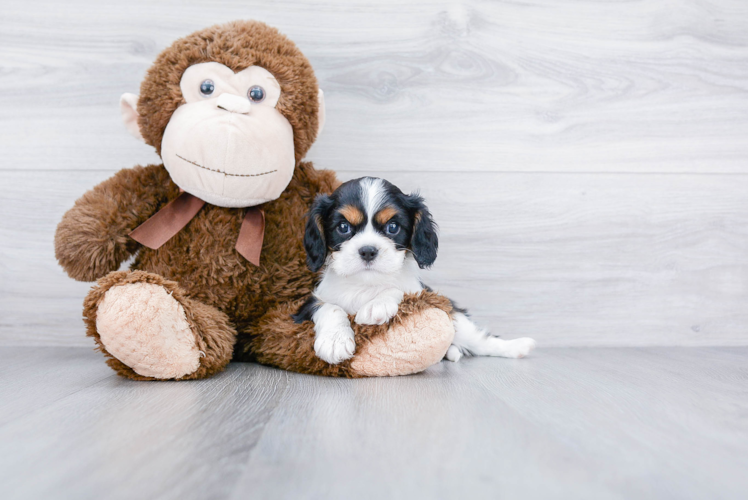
1 346 746 500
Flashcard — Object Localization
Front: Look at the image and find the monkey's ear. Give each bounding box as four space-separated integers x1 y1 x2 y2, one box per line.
317 89 326 138
120 93 145 142
304 194 334 272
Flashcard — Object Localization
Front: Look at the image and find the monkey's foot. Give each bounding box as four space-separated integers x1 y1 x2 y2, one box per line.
351 307 455 377
96 282 201 379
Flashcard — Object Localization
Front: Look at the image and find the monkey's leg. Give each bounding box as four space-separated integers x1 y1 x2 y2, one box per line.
235 290 455 378
84 270 236 380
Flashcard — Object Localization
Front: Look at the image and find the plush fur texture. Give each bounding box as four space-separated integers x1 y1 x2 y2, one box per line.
55 20 456 380
246 290 454 378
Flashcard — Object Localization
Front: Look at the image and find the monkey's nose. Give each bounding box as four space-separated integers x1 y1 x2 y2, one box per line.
216 93 251 114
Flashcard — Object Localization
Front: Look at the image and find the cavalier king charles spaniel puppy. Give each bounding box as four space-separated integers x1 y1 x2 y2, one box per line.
293 177 537 365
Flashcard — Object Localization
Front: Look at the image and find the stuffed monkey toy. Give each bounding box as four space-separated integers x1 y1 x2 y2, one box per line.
54 20 455 380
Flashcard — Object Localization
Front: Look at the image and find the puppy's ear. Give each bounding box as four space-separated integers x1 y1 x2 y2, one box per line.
407 194 438 269
304 194 334 272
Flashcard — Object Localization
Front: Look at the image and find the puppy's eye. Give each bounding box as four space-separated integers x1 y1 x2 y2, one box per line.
386 221 400 235
337 222 351 234
199 79 215 96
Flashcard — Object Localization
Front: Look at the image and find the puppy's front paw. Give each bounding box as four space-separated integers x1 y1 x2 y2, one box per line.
314 325 356 365
355 297 400 325
504 337 537 358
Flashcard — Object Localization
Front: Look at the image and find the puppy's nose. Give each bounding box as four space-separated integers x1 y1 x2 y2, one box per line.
358 246 378 263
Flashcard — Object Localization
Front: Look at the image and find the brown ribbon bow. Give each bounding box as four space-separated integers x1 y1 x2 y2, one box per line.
129 192 265 266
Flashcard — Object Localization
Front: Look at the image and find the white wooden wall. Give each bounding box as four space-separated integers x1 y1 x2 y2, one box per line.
2 0 748 347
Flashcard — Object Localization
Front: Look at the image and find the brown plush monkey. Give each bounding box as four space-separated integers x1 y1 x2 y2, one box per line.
54 21 455 380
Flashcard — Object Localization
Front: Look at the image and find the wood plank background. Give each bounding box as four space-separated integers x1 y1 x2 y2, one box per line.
1 0 747 347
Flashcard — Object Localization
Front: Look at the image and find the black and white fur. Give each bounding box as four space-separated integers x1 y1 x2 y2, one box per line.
293 177 536 365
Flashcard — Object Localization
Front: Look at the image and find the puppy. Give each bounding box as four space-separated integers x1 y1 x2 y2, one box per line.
293 177 536 365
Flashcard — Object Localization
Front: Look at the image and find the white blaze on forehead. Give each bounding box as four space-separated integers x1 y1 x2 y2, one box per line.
359 177 386 223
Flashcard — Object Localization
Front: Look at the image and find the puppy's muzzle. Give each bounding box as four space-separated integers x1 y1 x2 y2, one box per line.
358 246 378 263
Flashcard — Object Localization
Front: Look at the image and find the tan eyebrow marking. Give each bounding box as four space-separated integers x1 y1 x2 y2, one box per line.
339 205 364 225
375 206 398 225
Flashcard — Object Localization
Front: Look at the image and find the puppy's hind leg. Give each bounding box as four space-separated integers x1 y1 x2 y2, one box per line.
445 312 536 361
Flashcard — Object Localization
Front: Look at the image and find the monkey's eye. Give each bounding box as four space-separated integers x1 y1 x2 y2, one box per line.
337 222 351 235
199 79 215 96
386 221 400 235
248 85 266 103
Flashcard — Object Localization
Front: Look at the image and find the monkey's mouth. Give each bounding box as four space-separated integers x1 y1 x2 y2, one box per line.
176 154 277 178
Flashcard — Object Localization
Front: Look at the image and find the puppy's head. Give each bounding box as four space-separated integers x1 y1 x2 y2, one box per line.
304 177 438 276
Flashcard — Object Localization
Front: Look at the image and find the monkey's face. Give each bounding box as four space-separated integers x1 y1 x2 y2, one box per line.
155 62 295 207
121 22 325 208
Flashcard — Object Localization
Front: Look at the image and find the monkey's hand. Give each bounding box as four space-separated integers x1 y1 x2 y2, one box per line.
54 164 175 282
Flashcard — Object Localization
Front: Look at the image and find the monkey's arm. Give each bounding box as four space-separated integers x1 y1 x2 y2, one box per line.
55 164 176 282
236 290 455 377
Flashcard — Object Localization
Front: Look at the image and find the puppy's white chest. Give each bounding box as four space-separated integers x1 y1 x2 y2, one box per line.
315 282 398 315
352 286 395 315
314 262 423 316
